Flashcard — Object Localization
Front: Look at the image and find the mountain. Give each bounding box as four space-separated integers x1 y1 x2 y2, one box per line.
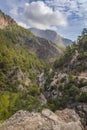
30 28 72 47
4 25 61 63
0 10 61 63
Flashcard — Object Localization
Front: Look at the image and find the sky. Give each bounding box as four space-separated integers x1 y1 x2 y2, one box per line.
0 0 87 40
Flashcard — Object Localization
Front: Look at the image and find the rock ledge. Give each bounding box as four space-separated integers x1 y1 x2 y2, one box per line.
0 109 84 130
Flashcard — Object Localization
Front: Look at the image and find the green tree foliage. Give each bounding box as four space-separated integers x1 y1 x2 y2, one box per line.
0 24 47 120
54 45 75 68
82 28 87 37
0 91 41 120
54 28 87 73
79 92 87 103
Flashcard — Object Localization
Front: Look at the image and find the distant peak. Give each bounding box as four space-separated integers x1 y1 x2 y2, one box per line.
29 27 72 47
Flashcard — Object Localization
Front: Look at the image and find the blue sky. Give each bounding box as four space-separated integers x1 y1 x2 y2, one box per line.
0 0 87 40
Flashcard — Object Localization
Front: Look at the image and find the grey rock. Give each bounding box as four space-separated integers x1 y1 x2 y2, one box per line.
40 93 47 105
0 109 84 130
81 86 87 92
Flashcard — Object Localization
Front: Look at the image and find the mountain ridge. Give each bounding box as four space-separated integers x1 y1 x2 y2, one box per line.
30 27 72 47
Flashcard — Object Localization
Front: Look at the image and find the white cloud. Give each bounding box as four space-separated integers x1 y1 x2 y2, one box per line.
18 21 29 28
10 7 18 16
2 0 87 40
6 0 87 29
23 1 68 30
46 0 87 26
45 0 87 17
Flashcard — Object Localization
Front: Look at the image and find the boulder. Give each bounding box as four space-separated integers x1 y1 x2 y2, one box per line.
0 109 84 130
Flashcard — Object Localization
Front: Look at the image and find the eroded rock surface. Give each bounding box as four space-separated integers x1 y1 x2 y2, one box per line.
0 109 84 130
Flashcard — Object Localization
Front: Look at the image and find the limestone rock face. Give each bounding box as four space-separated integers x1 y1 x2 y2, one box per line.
0 109 84 130
0 10 16 29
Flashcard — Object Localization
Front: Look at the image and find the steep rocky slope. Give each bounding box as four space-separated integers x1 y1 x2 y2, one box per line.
30 28 72 47
54 35 87 74
0 109 83 130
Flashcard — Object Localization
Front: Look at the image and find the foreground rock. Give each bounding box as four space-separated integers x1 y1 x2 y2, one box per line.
0 109 84 130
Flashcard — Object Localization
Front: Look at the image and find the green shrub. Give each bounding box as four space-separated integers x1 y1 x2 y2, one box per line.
79 92 87 103
28 84 40 96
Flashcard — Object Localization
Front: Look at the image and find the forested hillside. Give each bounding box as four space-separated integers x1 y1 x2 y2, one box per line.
42 29 87 128
0 24 48 120
54 28 87 73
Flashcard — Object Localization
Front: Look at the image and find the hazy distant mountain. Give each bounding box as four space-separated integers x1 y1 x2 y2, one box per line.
30 28 72 47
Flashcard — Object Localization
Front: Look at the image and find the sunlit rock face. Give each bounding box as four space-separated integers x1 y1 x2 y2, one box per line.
0 109 84 130
0 10 16 29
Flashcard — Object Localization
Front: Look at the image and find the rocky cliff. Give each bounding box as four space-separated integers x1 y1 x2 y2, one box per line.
0 10 16 29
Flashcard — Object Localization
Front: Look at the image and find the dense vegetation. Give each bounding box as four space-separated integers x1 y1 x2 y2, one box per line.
54 28 87 73
43 28 87 112
43 69 87 111
0 24 46 120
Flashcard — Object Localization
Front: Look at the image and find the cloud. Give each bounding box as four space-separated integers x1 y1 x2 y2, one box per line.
5 0 87 29
18 21 29 28
1 0 87 40
23 1 68 29
10 7 18 17
45 0 87 17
